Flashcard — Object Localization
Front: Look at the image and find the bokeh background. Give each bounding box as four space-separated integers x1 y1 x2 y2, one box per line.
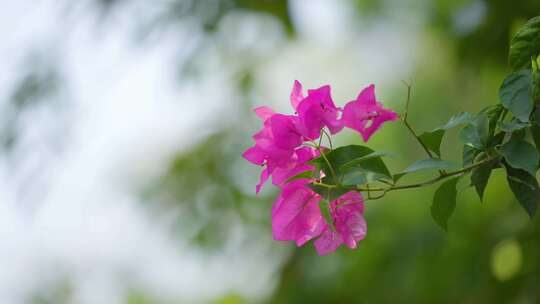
1 1 540 303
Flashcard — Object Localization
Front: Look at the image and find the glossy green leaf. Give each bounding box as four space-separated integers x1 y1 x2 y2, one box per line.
471 161 495 202
499 70 533 122
309 145 373 183
339 151 390 170
500 139 539 176
285 170 313 183
340 157 392 186
504 165 539 217
509 16 540 71
307 184 349 202
431 177 460 230
419 130 444 157
459 114 489 149
310 145 392 185
419 112 471 157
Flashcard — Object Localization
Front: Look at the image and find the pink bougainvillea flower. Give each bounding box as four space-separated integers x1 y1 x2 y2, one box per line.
294 84 343 140
243 107 303 193
271 147 319 187
342 84 398 142
314 191 367 255
272 179 326 246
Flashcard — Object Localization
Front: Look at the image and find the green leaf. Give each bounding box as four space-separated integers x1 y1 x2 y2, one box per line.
442 112 473 129
341 158 392 186
318 199 334 230
531 125 540 151
309 145 391 185
431 177 460 230
285 170 313 183
419 130 445 157
504 165 539 217
499 70 533 122
509 16 540 71
418 112 471 157
500 139 539 176
402 158 458 173
394 158 458 181
471 161 495 202
307 184 349 202
487 132 505 148
484 104 504 135
459 114 489 149
309 145 371 175
498 120 529 132
462 145 477 167
339 151 390 171
534 107 540 126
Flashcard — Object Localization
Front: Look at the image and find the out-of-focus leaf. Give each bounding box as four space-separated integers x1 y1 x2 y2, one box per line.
499 70 533 122
498 120 529 132
504 165 539 217
394 159 458 181
509 16 540 71
500 138 539 176
463 145 477 167
431 177 460 230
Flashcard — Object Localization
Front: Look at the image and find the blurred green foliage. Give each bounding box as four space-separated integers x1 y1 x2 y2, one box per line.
7 0 540 303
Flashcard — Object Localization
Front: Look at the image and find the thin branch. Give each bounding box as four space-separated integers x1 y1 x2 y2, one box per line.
359 155 499 200
321 128 333 150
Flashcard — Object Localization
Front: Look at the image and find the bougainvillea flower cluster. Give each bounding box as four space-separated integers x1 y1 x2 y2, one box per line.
242 80 398 255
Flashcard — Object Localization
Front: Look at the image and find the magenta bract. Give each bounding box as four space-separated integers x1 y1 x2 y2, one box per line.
342 84 399 141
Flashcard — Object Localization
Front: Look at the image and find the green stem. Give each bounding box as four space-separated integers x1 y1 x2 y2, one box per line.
312 138 339 183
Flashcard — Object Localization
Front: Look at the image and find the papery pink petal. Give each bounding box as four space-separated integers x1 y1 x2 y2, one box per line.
255 167 270 194
296 85 342 139
272 180 325 246
314 228 343 255
334 191 367 249
242 146 265 165
253 106 275 121
342 84 398 142
340 212 366 249
270 114 302 150
356 84 376 105
357 107 399 141
290 80 304 110
272 164 312 186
